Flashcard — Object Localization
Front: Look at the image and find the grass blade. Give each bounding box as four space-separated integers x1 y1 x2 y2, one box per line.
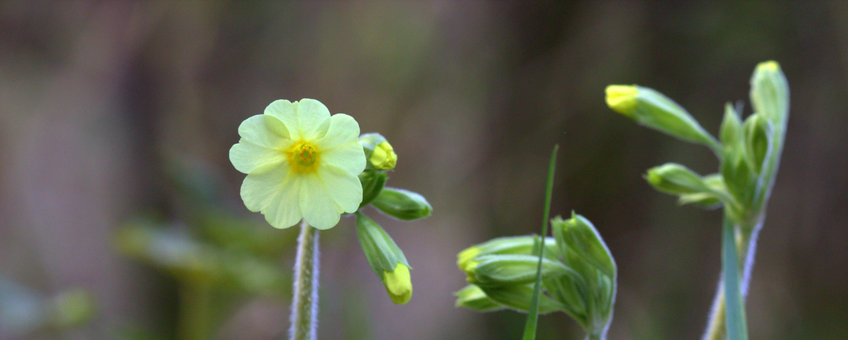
522 144 559 340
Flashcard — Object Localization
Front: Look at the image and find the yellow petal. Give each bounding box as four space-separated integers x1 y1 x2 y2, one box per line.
383 264 412 304
229 140 286 174
321 140 367 176
238 114 290 148
299 173 343 229
318 166 363 214
315 114 360 150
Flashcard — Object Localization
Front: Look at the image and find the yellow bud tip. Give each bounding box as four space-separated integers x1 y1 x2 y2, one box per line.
383 264 412 304
605 85 639 117
757 61 780 72
370 141 398 170
456 247 481 270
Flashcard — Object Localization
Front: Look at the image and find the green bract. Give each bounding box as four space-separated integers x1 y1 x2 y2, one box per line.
229 99 367 230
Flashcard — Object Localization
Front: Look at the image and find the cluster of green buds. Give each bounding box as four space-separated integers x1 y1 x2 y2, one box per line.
355 133 432 304
606 61 789 231
455 212 616 339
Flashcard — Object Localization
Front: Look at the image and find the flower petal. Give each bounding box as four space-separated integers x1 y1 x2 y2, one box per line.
240 164 290 212
299 173 343 229
318 166 363 213
263 175 304 229
265 99 331 141
315 114 360 150
321 140 367 176
238 114 290 148
229 140 287 174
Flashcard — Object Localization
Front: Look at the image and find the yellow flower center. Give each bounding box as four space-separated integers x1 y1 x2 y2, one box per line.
288 142 320 173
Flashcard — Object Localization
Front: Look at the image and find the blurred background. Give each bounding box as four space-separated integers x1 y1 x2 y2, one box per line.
1 1 847 339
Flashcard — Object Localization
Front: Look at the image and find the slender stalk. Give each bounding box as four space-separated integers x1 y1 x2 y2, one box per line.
585 333 604 340
703 218 763 340
289 221 320 340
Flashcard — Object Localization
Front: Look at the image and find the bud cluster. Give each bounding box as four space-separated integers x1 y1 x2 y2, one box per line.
455 213 616 338
607 61 790 229
354 133 432 304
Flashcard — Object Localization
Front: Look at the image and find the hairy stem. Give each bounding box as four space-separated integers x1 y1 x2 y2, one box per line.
289 221 320 340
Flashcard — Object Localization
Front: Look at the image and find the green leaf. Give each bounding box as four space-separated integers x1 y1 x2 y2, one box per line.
522 144 558 340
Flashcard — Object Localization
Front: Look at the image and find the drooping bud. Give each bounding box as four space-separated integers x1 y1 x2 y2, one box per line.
605 85 720 151
359 133 398 170
372 187 432 221
355 213 413 304
382 263 413 304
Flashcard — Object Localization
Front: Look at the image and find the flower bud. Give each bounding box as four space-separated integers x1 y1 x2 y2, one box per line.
551 213 616 278
719 103 743 149
456 236 559 272
466 254 571 286
743 113 772 173
454 285 505 312
645 163 712 196
750 61 789 127
372 187 432 221
605 85 720 151
359 133 398 170
358 171 387 208
382 263 413 304
355 213 409 275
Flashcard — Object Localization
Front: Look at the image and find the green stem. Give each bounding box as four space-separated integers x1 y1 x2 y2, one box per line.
177 282 212 340
289 221 320 340
703 218 762 340
585 333 604 340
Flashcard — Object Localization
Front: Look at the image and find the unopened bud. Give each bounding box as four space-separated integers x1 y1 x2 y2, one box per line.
359 133 398 170
645 163 711 196
454 285 505 312
372 187 432 221
382 264 413 304
605 85 720 151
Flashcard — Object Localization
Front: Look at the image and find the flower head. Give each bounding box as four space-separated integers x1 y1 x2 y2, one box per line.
229 99 366 230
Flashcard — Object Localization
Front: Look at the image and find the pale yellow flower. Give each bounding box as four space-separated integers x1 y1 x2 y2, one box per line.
229 99 366 230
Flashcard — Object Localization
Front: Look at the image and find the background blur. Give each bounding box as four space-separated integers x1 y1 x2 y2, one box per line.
1 1 847 340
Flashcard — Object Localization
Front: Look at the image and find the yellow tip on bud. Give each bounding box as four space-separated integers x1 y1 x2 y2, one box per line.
370 141 397 170
456 247 481 271
383 264 412 304
756 61 780 72
605 85 639 117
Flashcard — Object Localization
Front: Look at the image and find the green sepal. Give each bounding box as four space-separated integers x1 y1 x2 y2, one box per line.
354 213 410 277
468 254 573 287
613 86 720 152
454 285 506 312
645 163 713 196
551 213 616 278
719 102 743 150
478 283 566 315
743 114 772 174
358 171 388 208
371 187 432 221
457 235 560 272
